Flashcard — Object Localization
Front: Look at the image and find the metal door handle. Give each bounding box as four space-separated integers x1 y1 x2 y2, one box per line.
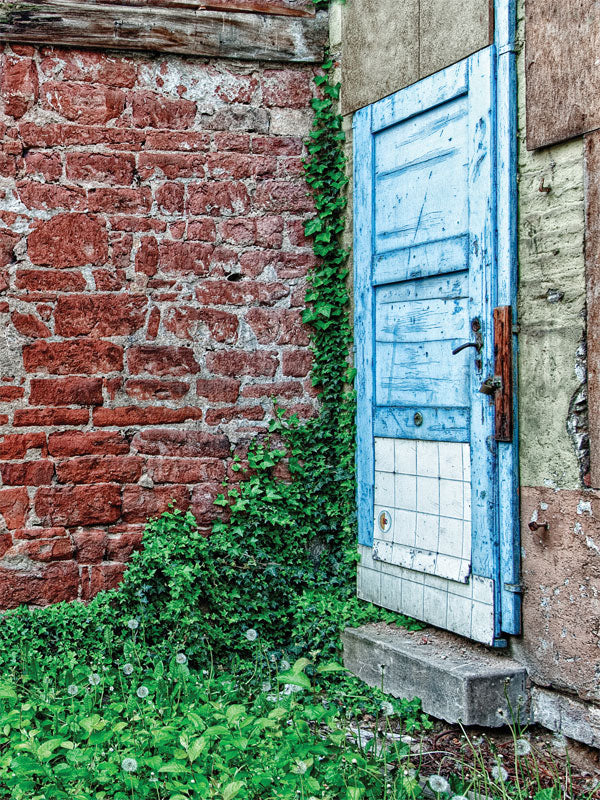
452 341 481 355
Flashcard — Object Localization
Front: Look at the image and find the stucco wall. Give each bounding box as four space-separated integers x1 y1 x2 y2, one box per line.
512 0 600 703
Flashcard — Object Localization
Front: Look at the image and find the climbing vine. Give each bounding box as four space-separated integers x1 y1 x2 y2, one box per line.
0 1 418 686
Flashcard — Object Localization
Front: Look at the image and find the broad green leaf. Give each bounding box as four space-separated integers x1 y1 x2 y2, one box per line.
222 781 245 800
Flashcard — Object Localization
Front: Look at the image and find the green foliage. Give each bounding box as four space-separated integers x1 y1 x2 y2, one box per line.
0 644 424 800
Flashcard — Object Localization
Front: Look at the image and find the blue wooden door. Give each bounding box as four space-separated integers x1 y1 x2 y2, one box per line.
354 48 516 646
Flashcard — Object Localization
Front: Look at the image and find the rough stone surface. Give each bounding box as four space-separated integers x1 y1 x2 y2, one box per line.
342 624 529 727
0 44 318 608
532 687 600 749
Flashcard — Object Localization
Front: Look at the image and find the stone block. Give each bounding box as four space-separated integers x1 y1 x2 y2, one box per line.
342 624 529 727
532 687 600 749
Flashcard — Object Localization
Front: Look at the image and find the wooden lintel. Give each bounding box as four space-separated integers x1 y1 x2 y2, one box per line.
0 1 327 63
78 0 315 18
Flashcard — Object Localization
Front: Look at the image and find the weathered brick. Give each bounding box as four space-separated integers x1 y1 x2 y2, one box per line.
262 69 313 108
0 562 79 608
88 188 152 214
93 406 202 427
207 153 276 180
138 152 207 180
155 183 184 214
56 455 143 484
0 229 19 268
127 345 199 376
241 380 303 399
205 405 265 425
135 236 159 276
132 428 229 458
23 340 123 375
47 430 129 457
29 377 103 406
206 350 278 377
132 91 197 129
1 57 39 118
0 460 54 486
253 180 313 213
219 218 257 246
105 530 143 561
24 151 63 181
247 308 310 345
0 487 29 528
187 181 250 216
66 153 135 185
13 526 67 540
144 131 210 151
0 386 25 401
73 530 108 564
0 433 46 460
13 408 89 427
196 378 240 403
158 241 213 276
190 482 224 524
252 135 303 156
11 312 51 338
125 379 190 401
40 49 137 88
164 306 238 343
195 280 289 306
54 294 147 338
121 484 189 523
19 122 145 150
10 536 75 563
18 182 86 212
35 484 121 526
147 457 226 484
42 81 125 124
28 213 108 268
84 562 126 599
282 350 312 377
16 269 87 293
215 132 252 153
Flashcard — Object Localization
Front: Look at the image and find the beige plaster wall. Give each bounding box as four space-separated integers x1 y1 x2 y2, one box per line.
516 2 587 491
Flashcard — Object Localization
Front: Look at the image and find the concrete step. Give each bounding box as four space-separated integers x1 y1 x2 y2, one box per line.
342 623 529 727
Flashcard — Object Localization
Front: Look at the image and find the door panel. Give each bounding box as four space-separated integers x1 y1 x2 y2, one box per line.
354 47 504 645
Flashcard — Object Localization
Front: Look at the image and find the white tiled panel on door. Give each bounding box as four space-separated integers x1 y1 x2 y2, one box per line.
362 436 495 644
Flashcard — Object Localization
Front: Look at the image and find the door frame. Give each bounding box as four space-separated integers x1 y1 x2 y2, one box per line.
353 0 519 641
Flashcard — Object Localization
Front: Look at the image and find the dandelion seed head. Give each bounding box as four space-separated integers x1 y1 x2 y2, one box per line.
280 660 291 671
261 681 272 692
428 775 450 794
67 684 78 696
175 653 187 664
122 663 134 676
136 685 149 698
491 765 508 783
515 738 531 756
245 628 258 642
121 757 138 773
295 760 308 774
380 701 394 716
88 673 101 686
127 619 139 631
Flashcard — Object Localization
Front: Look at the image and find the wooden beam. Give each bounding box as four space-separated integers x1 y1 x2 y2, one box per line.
0 1 327 62
79 0 315 18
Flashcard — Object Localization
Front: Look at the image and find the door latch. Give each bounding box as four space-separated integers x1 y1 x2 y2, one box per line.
479 375 502 396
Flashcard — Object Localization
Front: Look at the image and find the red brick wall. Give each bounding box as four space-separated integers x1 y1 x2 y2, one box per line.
0 45 318 608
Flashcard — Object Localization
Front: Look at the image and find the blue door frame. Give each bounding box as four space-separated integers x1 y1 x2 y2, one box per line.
353 0 519 644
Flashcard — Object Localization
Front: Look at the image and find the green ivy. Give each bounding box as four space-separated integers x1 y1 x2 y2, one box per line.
0 1 421 690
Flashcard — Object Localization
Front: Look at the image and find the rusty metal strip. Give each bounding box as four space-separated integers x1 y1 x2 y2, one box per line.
494 305 513 442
